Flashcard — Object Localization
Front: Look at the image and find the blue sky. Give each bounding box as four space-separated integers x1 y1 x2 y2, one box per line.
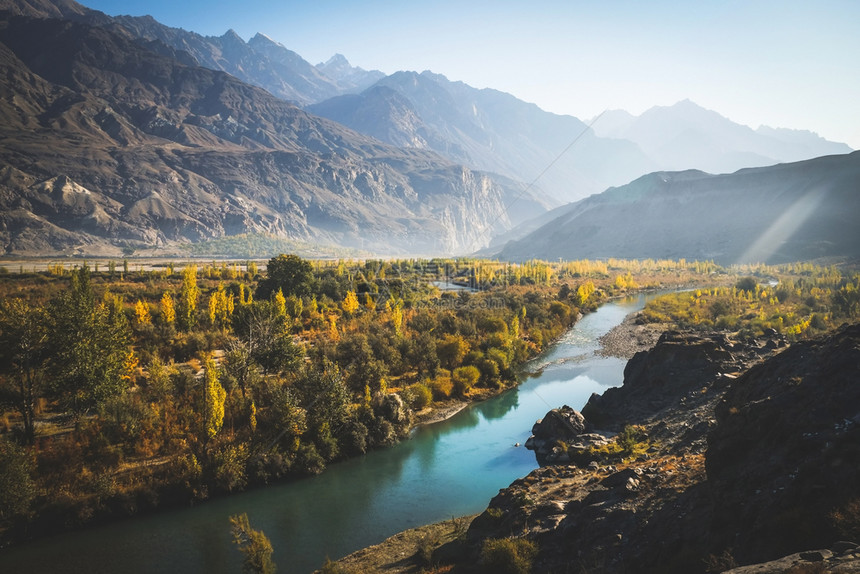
81 0 860 148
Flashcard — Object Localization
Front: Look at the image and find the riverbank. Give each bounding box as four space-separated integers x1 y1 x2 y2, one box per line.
413 400 469 427
316 515 477 574
596 310 667 359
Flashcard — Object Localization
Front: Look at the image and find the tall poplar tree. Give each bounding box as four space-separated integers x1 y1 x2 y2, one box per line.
203 355 226 440
178 265 199 331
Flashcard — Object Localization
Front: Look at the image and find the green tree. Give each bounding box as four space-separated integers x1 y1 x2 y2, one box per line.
257 254 315 299
231 302 302 381
48 266 132 416
292 363 350 437
0 299 48 443
736 276 758 294
267 386 307 454
337 334 388 394
229 513 276 574
437 334 470 371
452 365 481 397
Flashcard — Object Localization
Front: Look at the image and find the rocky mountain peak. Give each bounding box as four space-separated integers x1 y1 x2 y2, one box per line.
220 28 244 44
321 53 350 69
249 32 280 48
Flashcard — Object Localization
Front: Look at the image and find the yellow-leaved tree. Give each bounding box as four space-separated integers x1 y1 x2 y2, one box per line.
178 265 199 331
134 299 151 326
203 355 226 440
274 288 287 318
342 290 359 315
161 291 176 325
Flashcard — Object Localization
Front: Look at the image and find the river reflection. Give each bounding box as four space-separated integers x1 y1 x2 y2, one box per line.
0 294 655 574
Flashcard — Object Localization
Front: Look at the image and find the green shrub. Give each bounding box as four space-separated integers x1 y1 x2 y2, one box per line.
403 383 433 410
210 442 249 492
452 365 480 397
481 537 537 574
0 439 35 520
319 557 350 574
428 376 453 400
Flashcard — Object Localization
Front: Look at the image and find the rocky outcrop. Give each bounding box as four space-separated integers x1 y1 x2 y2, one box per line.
706 323 860 565
451 324 860 574
524 405 587 463
723 542 860 574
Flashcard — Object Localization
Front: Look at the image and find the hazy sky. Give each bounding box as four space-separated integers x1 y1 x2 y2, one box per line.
81 0 859 148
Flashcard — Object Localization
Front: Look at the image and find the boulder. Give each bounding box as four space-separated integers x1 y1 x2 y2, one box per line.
530 405 586 441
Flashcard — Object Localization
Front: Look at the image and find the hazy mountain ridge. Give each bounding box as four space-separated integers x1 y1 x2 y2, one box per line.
594 100 852 174
0 12 550 256
310 70 656 203
494 151 860 265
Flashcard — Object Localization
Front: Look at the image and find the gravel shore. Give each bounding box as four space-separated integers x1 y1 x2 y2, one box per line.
597 311 666 359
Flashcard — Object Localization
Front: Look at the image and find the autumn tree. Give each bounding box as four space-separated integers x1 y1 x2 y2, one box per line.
0 299 48 443
273 288 286 318
47 265 132 416
452 365 480 397
203 355 226 440
342 290 359 315
208 283 234 330
229 513 276 574
389 300 404 337
134 299 151 326
437 334 470 371
178 265 199 331
161 291 176 326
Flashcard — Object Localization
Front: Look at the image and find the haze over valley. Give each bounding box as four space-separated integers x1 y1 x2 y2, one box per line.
0 0 855 260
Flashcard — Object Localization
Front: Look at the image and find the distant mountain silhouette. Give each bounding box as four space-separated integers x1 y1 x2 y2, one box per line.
494 152 860 265
593 100 852 174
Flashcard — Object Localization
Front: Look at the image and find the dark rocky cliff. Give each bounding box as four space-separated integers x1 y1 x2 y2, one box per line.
443 324 860 573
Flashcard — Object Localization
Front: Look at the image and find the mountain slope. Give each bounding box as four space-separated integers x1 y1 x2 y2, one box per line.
494 152 860 264
593 100 853 173
310 70 655 203
0 13 548 256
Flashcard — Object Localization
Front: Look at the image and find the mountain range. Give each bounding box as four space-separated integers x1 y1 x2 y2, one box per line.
0 0 854 259
0 7 550 256
492 151 860 265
